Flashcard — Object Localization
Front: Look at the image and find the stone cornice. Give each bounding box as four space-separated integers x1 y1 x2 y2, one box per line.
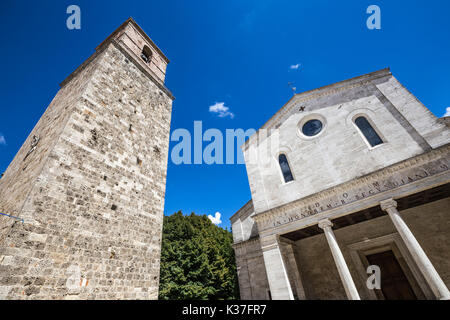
230 199 253 222
232 236 260 250
252 144 450 230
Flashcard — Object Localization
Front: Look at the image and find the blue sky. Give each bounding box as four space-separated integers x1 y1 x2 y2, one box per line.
1 1 449 230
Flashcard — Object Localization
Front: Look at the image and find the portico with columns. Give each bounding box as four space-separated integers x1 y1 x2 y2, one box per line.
231 69 450 300
250 148 450 300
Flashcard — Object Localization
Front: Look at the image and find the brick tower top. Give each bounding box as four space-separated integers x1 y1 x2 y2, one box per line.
61 17 172 96
97 17 169 83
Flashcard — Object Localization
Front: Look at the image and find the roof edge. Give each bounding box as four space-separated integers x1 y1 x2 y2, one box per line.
229 199 253 222
96 17 170 63
243 68 392 149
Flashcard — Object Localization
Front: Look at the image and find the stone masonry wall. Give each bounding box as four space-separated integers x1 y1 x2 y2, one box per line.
0 48 100 247
234 238 270 299
0 41 172 299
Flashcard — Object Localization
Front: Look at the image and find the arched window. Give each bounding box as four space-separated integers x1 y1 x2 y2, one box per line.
278 154 294 183
140 45 152 63
354 116 383 147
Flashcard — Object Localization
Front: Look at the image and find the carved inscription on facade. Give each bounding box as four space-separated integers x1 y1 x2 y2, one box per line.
266 157 449 229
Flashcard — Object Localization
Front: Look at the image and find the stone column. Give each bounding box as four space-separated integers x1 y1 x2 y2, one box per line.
318 219 361 300
260 235 294 300
380 198 450 300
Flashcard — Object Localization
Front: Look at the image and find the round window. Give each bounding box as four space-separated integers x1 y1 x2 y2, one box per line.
302 119 323 137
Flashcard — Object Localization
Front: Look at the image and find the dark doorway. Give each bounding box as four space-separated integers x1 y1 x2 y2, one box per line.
366 250 417 300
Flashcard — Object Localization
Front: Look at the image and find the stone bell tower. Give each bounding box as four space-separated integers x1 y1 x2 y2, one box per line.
0 18 174 299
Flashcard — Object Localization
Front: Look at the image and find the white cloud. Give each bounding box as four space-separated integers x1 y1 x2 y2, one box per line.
0 134 6 146
209 102 234 119
290 63 301 70
444 107 450 117
208 212 222 225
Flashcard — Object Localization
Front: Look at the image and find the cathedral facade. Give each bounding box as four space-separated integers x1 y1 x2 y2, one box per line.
231 69 450 300
0 18 173 299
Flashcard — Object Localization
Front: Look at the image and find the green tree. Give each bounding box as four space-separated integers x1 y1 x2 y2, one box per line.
159 211 239 300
